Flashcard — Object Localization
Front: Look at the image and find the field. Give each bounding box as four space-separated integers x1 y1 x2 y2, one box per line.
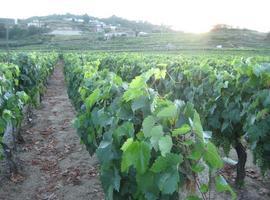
1 28 270 52
0 51 270 200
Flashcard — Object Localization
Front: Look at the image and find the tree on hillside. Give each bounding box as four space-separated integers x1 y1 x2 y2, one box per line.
0 24 6 38
266 32 270 40
211 24 233 32
83 14 90 24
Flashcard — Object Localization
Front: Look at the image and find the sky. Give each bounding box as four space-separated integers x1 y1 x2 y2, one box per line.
0 0 269 33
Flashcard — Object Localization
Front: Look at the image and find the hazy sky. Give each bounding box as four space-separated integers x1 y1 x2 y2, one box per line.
1 0 269 33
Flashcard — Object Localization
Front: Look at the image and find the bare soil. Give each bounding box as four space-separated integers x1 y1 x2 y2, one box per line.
215 149 270 200
0 63 104 200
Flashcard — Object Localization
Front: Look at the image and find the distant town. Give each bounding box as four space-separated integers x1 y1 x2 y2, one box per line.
0 14 168 41
0 14 269 51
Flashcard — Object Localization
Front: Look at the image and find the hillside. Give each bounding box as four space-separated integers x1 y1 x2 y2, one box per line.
0 14 269 52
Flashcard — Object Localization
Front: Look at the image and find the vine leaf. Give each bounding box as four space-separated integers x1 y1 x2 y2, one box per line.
157 105 177 118
158 135 173 156
85 88 100 111
203 142 223 169
215 175 236 200
142 116 156 138
150 125 164 150
192 111 204 140
121 140 151 174
157 169 179 194
136 171 159 198
151 153 182 173
172 124 191 136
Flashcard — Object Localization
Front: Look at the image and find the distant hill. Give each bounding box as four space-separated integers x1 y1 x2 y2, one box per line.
0 14 269 51
18 14 172 33
207 27 268 48
100 15 171 33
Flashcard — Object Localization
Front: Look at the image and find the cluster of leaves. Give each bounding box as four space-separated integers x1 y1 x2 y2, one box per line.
242 62 270 172
10 52 58 105
0 52 57 159
79 53 270 182
158 57 270 176
64 54 236 200
0 63 29 158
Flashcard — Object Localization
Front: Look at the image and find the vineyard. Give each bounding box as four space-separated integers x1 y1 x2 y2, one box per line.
0 53 57 171
0 52 270 199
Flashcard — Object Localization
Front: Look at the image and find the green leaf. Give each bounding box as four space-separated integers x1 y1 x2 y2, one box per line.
136 131 144 141
123 76 146 102
131 96 148 112
121 140 151 174
203 142 223 169
157 169 179 194
187 143 204 160
150 125 164 150
143 116 156 137
85 88 100 111
0 119 5 133
183 102 195 118
100 167 121 193
172 124 191 136
114 122 134 141
16 91 29 103
136 171 159 197
215 175 236 200
96 139 115 164
158 135 173 156
117 103 133 120
200 184 209 193
186 195 202 200
192 111 204 140
153 69 166 80
151 153 182 173
3 109 14 120
191 163 205 173
121 138 133 151
157 105 177 118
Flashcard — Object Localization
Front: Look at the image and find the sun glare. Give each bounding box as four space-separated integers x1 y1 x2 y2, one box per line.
0 0 269 33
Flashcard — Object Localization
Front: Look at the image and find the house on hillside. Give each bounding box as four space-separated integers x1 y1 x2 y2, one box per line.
63 18 84 23
216 45 223 49
63 18 73 22
27 19 45 28
104 31 135 40
89 20 106 33
138 32 149 37
166 43 176 50
96 25 104 32
0 18 15 25
48 28 82 36
76 19 84 23
104 25 117 32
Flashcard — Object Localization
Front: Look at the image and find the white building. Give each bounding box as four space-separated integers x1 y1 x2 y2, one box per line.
138 32 149 37
27 20 44 28
76 19 84 23
63 18 84 23
216 45 223 49
104 31 135 40
49 29 82 36
63 18 73 22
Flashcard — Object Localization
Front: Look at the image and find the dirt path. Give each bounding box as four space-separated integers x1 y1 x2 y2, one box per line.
0 63 104 200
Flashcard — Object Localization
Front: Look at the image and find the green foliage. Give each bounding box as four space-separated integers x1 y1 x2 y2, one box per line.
63 53 239 199
121 140 151 174
215 175 237 199
0 52 57 160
